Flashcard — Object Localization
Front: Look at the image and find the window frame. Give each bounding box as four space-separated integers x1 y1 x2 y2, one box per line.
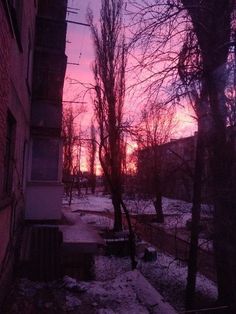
2 0 23 51
3 111 16 197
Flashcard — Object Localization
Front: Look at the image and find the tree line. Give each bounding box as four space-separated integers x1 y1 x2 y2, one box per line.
63 0 236 312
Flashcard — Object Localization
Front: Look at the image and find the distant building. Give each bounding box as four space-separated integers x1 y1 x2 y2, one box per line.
137 134 204 202
0 0 67 303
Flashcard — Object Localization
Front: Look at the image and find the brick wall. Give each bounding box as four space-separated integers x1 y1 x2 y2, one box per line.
0 0 37 305
0 2 11 196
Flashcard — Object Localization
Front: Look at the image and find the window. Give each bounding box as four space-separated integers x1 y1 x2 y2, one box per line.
21 140 28 191
2 0 23 51
31 137 60 181
26 32 33 93
3 112 16 196
9 0 23 26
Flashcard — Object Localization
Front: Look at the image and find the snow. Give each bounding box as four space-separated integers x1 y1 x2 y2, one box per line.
146 246 156 252
64 270 177 314
63 275 88 293
65 294 81 310
60 209 104 245
138 250 217 311
125 197 212 230
64 194 212 232
81 214 114 230
94 252 217 313
63 194 113 213
8 252 217 313
63 194 213 253
6 270 177 314
4 193 215 313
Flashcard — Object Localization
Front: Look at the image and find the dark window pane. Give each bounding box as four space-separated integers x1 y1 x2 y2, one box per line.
31 137 59 181
3 112 16 195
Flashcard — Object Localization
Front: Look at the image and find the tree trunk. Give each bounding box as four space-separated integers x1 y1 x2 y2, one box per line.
205 67 236 311
120 199 137 270
153 189 164 223
153 166 164 223
112 192 123 231
185 127 205 310
91 175 96 194
180 1 235 309
211 133 236 312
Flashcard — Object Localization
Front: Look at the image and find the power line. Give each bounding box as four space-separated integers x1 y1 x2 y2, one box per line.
66 20 90 27
63 101 87 104
67 62 80 66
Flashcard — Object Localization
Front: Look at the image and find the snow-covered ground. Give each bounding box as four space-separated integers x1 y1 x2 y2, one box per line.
63 193 213 234
61 194 217 312
63 193 113 213
4 250 216 313
4 270 177 314
63 193 212 216
138 251 217 311
3 194 216 313
94 252 217 312
62 194 214 255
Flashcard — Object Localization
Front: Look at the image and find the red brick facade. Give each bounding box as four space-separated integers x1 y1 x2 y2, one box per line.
0 1 10 195
0 0 68 304
0 0 37 304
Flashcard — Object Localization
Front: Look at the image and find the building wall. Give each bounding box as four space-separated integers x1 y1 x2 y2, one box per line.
1 0 68 303
137 129 236 203
0 3 13 305
0 0 37 305
25 0 67 220
0 1 11 195
137 136 197 202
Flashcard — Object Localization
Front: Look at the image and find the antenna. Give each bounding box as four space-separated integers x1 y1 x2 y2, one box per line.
66 20 90 27
66 3 90 68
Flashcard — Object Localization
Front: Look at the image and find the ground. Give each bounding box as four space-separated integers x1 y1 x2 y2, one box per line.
3 270 177 314
3 193 217 313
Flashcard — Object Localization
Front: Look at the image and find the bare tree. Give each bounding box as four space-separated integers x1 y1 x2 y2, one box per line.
128 0 236 310
88 0 127 231
88 0 137 269
136 103 176 222
176 29 209 309
180 2 236 311
87 121 97 194
62 104 85 194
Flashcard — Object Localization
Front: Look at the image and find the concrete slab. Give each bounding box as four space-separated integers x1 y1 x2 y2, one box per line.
59 216 105 254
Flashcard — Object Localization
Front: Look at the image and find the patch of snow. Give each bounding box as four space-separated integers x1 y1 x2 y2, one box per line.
139 250 217 311
63 276 88 292
86 270 177 314
81 214 114 230
63 194 113 213
94 251 217 312
95 256 131 281
64 294 81 311
97 309 116 314
146 246 156 253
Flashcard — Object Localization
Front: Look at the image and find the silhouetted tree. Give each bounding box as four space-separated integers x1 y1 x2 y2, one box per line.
87 121 97 194
88 0 137 269
62 105 85 178
88 0 127 231
136 103 176 222
128 0 236 310
181 1 236 311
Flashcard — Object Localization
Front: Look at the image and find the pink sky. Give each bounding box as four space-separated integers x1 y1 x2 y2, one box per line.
64 0 197 140
64 0 98 111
